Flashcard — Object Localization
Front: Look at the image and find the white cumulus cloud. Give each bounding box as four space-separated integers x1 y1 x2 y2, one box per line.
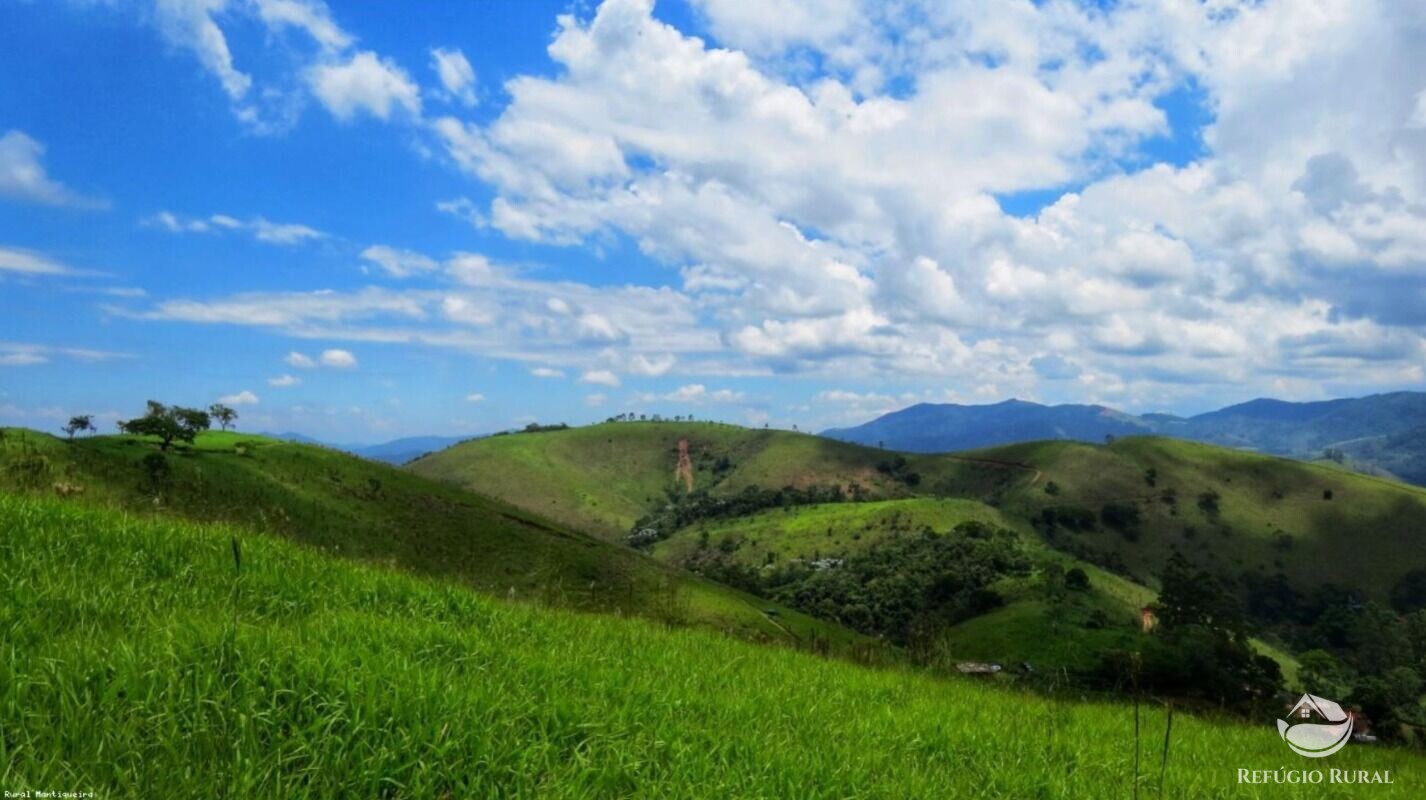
285 351 317 368
319 348 358 368
431 47 477 106
580 369 620 387
218 390 259 406
307 51 421 121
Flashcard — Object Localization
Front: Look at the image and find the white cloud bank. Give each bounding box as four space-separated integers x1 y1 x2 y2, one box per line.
124 0 1426 412
419 0 1426 408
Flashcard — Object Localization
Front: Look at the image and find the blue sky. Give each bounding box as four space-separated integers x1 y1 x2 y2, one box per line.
3 0 1425 441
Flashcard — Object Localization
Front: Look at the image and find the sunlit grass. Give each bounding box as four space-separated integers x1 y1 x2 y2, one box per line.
3 492 1420 797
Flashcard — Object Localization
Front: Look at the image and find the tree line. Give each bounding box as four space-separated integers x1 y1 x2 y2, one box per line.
60 401 240 447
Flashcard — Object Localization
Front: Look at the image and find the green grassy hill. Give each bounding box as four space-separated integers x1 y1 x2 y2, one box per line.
408 421 1030 540
0 428 851 647
981 436 1426 596
412 423 1426 685
3 492 1417 797
413 422 1426 604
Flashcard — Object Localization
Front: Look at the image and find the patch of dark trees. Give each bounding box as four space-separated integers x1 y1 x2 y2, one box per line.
874 455 921 488
1237 567 1426 743
492 422 571 436
1097 553 1283 713
686 521 1029 646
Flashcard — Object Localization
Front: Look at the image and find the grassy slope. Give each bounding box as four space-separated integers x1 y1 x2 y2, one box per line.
982 436 1426 595
408 424 1425 676
3 492 1417 798
409 422 1031 540
413 424 1426 597
0 428 850 647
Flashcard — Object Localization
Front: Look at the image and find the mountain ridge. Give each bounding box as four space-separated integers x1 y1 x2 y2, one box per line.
822 391 1426 485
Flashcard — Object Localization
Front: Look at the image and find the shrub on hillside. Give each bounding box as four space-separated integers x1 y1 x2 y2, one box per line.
1099 502 1141 532
1391 569 1426 614
1038 505 1097 532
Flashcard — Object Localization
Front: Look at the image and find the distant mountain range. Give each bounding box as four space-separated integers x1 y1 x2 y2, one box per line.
822 392 1426 486
261 433 479 465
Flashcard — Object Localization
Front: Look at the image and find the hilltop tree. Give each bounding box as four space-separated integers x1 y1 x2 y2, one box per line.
209 403 238 431
62 415 94 440
118 401 211 450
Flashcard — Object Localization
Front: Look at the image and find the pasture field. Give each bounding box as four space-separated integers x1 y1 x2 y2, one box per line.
0 428 852 647
2 492 1417 798
409 422 944 539
985 436 1426 595
419 425 1426 602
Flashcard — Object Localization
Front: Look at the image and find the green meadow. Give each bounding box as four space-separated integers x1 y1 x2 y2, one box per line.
408 422 933 540
0 428 852 648
3 492 1420 798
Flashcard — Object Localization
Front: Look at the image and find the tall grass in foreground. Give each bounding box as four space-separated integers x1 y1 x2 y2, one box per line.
0 493 1418 798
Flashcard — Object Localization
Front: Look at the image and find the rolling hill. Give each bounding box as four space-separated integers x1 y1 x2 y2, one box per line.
5 491 1419 796
414 421 1426 599
414 422 1426 683
0 427 849 647
978 436 1426 597
408 421 1017 540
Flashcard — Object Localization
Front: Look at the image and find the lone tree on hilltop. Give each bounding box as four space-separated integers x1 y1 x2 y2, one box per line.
62 415 94 440
118 401 211 450
209 403 238 431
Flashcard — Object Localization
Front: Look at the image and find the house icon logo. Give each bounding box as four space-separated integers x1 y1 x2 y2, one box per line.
1277 694 1353 758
